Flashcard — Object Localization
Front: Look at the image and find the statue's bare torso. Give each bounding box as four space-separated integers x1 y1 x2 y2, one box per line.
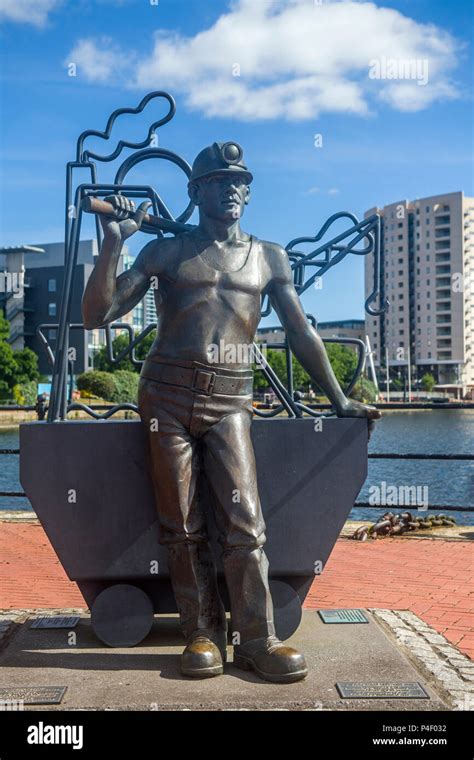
142 231 283 368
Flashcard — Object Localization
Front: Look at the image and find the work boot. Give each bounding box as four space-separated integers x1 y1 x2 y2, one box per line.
233 634 308 683
181 628 227 678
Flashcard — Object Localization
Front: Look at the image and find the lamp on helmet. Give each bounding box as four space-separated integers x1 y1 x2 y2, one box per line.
188 142 253 185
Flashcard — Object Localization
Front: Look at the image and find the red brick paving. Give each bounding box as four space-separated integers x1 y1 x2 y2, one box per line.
0 523 84 609
307 536 474 659
1 523 473 658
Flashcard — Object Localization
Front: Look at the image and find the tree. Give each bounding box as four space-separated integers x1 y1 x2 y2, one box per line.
0 310 40 401
253 342 357 395
391 375 404 391
292 357 311 390
324 343 358 390
0 310 9 341
253 349 286 390
93 330 155 373
0 311 16 399
93 333 135 373
13 347 39 385
136 330 155 361
0 341 17 398
255 350 312 391
421 372 436 392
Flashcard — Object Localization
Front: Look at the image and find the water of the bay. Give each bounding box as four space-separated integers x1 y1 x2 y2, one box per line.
1 409 473 524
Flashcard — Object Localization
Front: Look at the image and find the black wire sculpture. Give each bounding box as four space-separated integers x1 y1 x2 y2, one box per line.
45 91 388 422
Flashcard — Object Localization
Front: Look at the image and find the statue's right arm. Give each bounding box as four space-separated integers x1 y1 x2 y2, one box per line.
82 195 160 329
82 237 156 329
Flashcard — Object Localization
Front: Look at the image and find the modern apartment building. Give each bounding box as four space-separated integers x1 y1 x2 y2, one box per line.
122 253 145 332
122 255 158 332
0 240 128 376
143 289 157 329
0 245 44 352
365 192 474 396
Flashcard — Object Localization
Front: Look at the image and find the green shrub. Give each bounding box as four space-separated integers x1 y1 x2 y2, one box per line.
76 370 139 404
77 371 116 401
110 370 139 404
350 377 378 403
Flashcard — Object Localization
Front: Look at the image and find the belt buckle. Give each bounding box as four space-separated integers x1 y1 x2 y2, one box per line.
193 369 217 396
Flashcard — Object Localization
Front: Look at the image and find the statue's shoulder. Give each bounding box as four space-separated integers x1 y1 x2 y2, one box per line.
138 233 183 276
154 234 183 254
256 238 291 280
257 238 287 256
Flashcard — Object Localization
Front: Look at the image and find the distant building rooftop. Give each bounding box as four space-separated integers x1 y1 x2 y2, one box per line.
257 319 364 333
0 245 44 255
317 319 364 328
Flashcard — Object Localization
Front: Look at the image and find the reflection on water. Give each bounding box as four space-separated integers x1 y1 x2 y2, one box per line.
357 409 474 525
1 409 473 524
0 428 30 510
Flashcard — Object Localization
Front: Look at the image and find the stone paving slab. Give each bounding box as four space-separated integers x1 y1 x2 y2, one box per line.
0 610 458 711
370 609 474 712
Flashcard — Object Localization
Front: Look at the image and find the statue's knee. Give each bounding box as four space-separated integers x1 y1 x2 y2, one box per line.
161 531 208 547
219 529 266 554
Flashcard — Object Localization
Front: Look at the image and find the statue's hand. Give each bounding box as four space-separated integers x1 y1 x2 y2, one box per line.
337 398 382 439
100 195 151 242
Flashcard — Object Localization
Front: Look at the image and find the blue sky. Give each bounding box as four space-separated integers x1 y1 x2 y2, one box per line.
0 0 472 324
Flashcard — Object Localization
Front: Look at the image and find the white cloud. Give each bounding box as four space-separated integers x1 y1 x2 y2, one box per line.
378 80 458 112
306 187 340 196
67 37 136 83
66 0 461 121
0 0 61 26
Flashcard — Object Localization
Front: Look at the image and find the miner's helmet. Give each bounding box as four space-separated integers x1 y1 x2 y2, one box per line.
188 141 253 185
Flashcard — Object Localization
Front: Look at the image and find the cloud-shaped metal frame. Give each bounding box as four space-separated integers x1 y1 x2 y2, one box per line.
75 91 176 164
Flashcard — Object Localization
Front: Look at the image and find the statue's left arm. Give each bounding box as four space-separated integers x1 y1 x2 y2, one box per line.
265 243 381 422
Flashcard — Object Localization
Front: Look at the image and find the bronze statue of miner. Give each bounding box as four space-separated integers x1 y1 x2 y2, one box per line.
82 141 381 682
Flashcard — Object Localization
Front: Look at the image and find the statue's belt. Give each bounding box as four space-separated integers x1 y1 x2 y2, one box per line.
141 359 254 397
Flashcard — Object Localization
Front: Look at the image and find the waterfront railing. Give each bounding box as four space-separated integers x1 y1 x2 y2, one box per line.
1 448 472 511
